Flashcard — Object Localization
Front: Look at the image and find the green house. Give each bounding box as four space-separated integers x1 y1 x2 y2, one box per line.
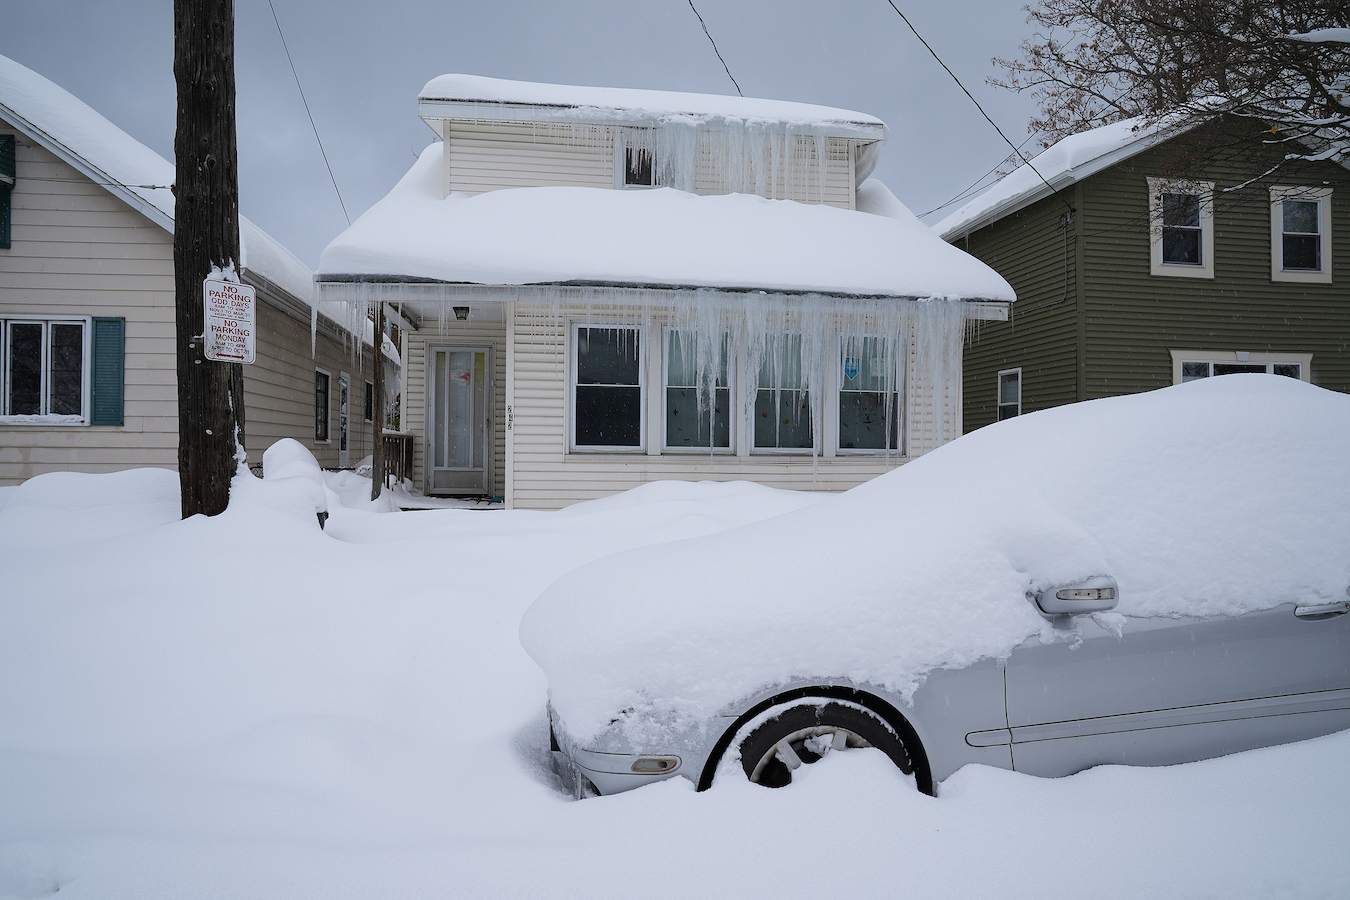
937 115 1349 432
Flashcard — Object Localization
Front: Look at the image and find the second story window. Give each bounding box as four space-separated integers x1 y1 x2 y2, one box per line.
1148 177 1214 279
1270 186 1332 283
625 147 654 187
616 130 657 189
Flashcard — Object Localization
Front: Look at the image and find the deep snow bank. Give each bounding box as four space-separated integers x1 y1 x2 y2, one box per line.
521 376 1350 744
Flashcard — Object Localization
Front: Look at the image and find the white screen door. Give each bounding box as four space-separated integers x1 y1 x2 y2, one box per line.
337 372 351 468
428 346 492 494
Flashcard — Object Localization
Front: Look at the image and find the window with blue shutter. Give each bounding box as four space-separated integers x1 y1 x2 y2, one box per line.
0 134 14 249
91 317 125 426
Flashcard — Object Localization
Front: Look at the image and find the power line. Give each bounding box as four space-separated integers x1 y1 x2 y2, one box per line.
883 0 1074 217
918 133 1039 219
267 0 349 225
687 0 742 97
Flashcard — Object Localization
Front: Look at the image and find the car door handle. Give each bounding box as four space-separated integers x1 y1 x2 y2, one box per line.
1294 601 1350 618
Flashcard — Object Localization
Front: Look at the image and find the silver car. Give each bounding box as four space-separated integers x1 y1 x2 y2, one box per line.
548 576 1350 798
538 379 1350 798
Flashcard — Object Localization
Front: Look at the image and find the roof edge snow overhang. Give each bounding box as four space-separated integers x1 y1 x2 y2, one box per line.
938 118 1202 241
314 276 1011 321
0 99 175 233
416 98 889 145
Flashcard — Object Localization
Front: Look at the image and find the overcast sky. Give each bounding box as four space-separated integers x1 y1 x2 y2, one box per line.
3 0 1043 267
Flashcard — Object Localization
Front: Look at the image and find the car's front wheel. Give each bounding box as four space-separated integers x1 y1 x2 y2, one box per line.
737 700 915 788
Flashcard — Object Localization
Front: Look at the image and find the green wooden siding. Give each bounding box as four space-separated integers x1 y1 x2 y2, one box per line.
960 186 1081 432
958 117 1350 431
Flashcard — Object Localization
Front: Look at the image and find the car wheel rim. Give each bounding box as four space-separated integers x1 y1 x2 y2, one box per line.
747 725 873 785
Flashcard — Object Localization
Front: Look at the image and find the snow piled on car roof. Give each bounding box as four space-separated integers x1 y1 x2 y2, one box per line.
521 375 1350 745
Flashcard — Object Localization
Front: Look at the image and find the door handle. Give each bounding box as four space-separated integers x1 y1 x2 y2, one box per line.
1294 601 1350 618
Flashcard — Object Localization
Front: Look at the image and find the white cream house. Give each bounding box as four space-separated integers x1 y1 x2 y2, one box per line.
0 54 378 484
316 75 1015 509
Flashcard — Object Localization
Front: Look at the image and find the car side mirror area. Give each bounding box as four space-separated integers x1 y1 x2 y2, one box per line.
1035 575 1119 615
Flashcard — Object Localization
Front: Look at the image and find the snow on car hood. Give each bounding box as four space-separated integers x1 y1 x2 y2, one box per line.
520 376 1350 746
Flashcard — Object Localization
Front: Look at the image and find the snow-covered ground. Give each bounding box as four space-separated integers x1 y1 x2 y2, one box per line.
2 389 1348 898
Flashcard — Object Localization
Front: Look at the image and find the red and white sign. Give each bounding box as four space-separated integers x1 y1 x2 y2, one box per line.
203 277 256 364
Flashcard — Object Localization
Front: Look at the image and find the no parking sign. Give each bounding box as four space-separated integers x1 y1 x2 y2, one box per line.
203 277 256 364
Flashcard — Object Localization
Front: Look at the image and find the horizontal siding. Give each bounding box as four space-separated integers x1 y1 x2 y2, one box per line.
444 120 855 208
959 187 1081 432
0 119 368 484
1079 121 1350 396
0 124 180 484
447 122 614 193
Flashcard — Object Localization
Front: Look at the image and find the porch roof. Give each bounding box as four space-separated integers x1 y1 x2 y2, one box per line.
317 143 1015 306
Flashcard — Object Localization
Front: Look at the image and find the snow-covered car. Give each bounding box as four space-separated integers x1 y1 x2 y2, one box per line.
520 376 1350 797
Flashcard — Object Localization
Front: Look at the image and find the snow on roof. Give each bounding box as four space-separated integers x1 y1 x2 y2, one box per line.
419 74 887 137
318 143 1014 303
935 117 1188 239
0 52 313 308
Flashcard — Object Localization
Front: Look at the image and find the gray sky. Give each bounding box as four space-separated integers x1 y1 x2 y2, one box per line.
3 0 1042 267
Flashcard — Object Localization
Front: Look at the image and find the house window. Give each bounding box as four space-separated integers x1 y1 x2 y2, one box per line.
665 330 731 450
754 334 812 451
1172 351 1311 385
997 368 1021 420
315 369 330 442
364 380 374 422
573 325 643 450
616 130 656 189
2 317 89 420
1147 177 1214 278
1270 186 1332 283
1 134 14 249
838 336 901 452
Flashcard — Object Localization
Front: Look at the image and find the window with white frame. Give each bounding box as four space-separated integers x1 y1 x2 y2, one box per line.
997 368 1021 420
664 330 731 450
573 325 644 450
838 335 901 452
1270 186 1332 283
1148 177 1215 278
1172 350 1311 385
615 130 656 189
754 334 812 451
364 380 374 422
2 316 89 420
315 369 330 442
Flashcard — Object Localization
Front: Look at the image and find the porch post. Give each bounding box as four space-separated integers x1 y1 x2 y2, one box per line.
370 300 385 501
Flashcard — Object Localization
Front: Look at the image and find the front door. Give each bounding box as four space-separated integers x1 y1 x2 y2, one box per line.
337 372 350 468
427 346 492 495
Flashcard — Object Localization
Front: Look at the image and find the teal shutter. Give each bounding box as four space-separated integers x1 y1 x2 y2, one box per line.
90 317 125 426
0 134 14 249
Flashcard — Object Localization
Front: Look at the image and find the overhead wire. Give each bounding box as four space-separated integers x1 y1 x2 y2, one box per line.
883 0 1074 218
687 0 743 97
267 0 349 225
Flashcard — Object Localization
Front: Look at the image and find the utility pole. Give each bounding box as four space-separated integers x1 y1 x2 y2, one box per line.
370 301 385 501
173 0 246 517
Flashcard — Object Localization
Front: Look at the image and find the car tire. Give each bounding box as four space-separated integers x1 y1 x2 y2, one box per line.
738 700 915 788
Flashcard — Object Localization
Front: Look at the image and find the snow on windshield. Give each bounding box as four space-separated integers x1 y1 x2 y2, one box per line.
521 375 1350 745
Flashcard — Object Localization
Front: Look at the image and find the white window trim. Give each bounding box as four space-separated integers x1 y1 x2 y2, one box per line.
1269 185 1333 283
997 367 1022 420
836 334 905 456
569 322 647 453
0 315 92 425
1168 350 1312 385
363 379 374 423
613 129 656 191
660 325 736 455
314 367 331 444
1147 177 1215 279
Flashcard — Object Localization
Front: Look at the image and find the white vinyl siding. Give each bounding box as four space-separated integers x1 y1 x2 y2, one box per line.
444 121 614 194
0 119 373 483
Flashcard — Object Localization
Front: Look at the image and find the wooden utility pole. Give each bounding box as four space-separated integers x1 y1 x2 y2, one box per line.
173 0 246 517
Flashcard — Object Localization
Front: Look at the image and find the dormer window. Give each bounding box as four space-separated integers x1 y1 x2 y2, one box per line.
616 130 658 190
625 147 654 187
